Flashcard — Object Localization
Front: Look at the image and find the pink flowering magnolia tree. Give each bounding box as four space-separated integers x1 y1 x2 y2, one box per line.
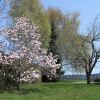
2 17 60 84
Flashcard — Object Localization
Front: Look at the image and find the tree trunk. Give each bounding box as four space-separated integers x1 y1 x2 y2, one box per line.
86 72 91 85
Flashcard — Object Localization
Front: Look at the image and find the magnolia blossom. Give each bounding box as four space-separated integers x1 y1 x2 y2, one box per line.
2 17 61 82
0 51 19 64
20 69 41 83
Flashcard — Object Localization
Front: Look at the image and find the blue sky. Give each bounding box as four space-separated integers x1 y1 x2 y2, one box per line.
0 0 11 29
41 0 100 74
42 0 100 33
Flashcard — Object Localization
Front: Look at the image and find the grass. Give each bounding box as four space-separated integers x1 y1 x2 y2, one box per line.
0 81 100 100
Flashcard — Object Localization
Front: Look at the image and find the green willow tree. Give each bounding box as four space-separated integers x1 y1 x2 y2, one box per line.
48 9 81 76
10 0 51 48
56 12 80 56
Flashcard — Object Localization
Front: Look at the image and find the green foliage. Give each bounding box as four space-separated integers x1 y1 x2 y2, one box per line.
55 13 86 73
48 9 80 59
56 12 80 56
10 0 51 48
48 8 64 56
47 8 82 74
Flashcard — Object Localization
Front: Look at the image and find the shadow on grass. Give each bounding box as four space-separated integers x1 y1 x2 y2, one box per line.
19 87 42 95
0 87 42 95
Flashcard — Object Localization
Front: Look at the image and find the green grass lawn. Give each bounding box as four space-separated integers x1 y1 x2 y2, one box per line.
0 81 100 100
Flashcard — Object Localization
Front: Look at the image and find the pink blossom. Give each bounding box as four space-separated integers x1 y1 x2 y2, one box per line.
2 17 61 82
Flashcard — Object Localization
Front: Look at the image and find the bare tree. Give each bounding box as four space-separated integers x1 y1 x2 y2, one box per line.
63 16 100 84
